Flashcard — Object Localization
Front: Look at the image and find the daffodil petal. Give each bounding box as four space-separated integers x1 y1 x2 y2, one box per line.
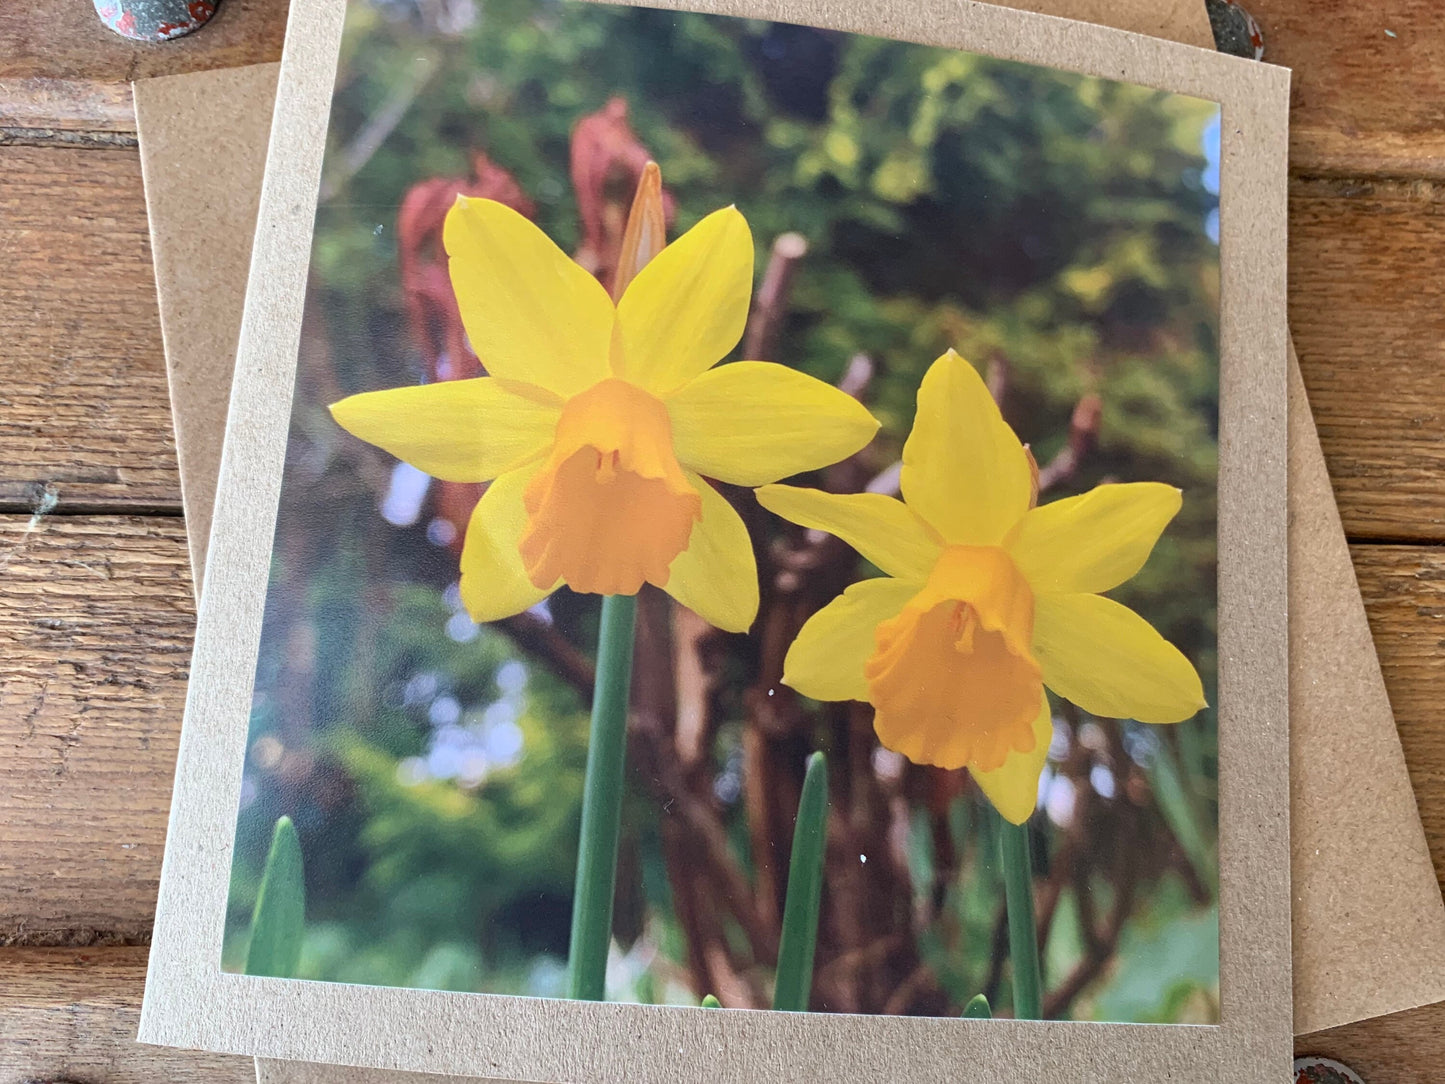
662 472 758 634
970 692 1052 825
1008 482 1182 596
1033 593 1206 724
756 484 942 581
782 577 918 702
616 207 753 395
444 197 614 397
901 350 1032 546
329 378 559 483
668 362 879 486
458 463 558 622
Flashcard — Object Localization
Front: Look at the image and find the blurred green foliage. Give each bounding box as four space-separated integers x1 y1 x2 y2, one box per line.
224 0 1222 1022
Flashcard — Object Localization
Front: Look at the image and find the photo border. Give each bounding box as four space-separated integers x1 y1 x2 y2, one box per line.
139 0 1292 1078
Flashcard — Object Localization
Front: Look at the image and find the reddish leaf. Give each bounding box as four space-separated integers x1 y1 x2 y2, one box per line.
397 150 536 383
570 97 675 292
395 152 535 552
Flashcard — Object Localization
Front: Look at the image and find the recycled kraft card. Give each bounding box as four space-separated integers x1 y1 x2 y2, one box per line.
135 0 1445 1059
137 0 1299 1077
135 0 1445 1069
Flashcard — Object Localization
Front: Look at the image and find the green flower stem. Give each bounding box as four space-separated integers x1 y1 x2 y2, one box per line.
999 815 1043 1020
773 751 828 1012
244 815 306 978
567 592 639 1001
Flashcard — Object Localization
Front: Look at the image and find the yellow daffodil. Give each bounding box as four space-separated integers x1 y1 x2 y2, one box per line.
757 350 1206 823
330 195 878 634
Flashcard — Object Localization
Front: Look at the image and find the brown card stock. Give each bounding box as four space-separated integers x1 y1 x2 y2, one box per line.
137 0 1292 1077
129 0 1445 1073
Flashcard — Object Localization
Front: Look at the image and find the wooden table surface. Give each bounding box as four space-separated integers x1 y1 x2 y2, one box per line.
2 0 1445 1080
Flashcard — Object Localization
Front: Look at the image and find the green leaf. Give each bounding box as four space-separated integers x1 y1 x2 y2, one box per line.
245 816 306 978
701 994 721 1008
773 751 828 1012
1146 735 1217 894
963 993 992 1019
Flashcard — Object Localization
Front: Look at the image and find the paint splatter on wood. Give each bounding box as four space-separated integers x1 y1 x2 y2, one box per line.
92 0 216 41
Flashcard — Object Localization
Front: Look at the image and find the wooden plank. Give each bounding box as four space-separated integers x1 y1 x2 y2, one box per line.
0 521 1442 1076
1353 542 1445 887
2 949 1445 1084
1 947 151 1009
0 946 254 1083
2 138 1443 540
2 511 1442 929
0 0 287 89
1 0 1442 183
0 0 284 141
1299 1001 1445 1083
0 943 1443 1084
1250 0 1445 178
0 515 193 945
0 78 137 145
0 145 182 514
2 0 1442 172
1291 174 1445 543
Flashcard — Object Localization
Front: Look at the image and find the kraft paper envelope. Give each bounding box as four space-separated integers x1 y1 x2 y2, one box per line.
132 0 1445 1063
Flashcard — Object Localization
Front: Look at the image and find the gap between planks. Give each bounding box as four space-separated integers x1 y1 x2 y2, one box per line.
3 138 1445 540
2 513 1443 947
0 948 255 1084
2 0 1445 185
0 943 1444 1084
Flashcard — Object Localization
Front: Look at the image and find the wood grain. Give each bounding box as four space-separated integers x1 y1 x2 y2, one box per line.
0 78 137 145
0 515 193 946
1291 174 1445 543
4 5 1445 1076
1249 0 1445 178
0 145 181 515
3 139 1444 541
0 0 286 93
0 945 1443 1084
0 505 1440 1075
1300 1000 1445 1083
4 0 1444 182
1 512 1441 932
1354 542 1445 890
0 947 254 1083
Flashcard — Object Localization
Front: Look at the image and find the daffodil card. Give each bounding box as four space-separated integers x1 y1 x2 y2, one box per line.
138 0 1292 1078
